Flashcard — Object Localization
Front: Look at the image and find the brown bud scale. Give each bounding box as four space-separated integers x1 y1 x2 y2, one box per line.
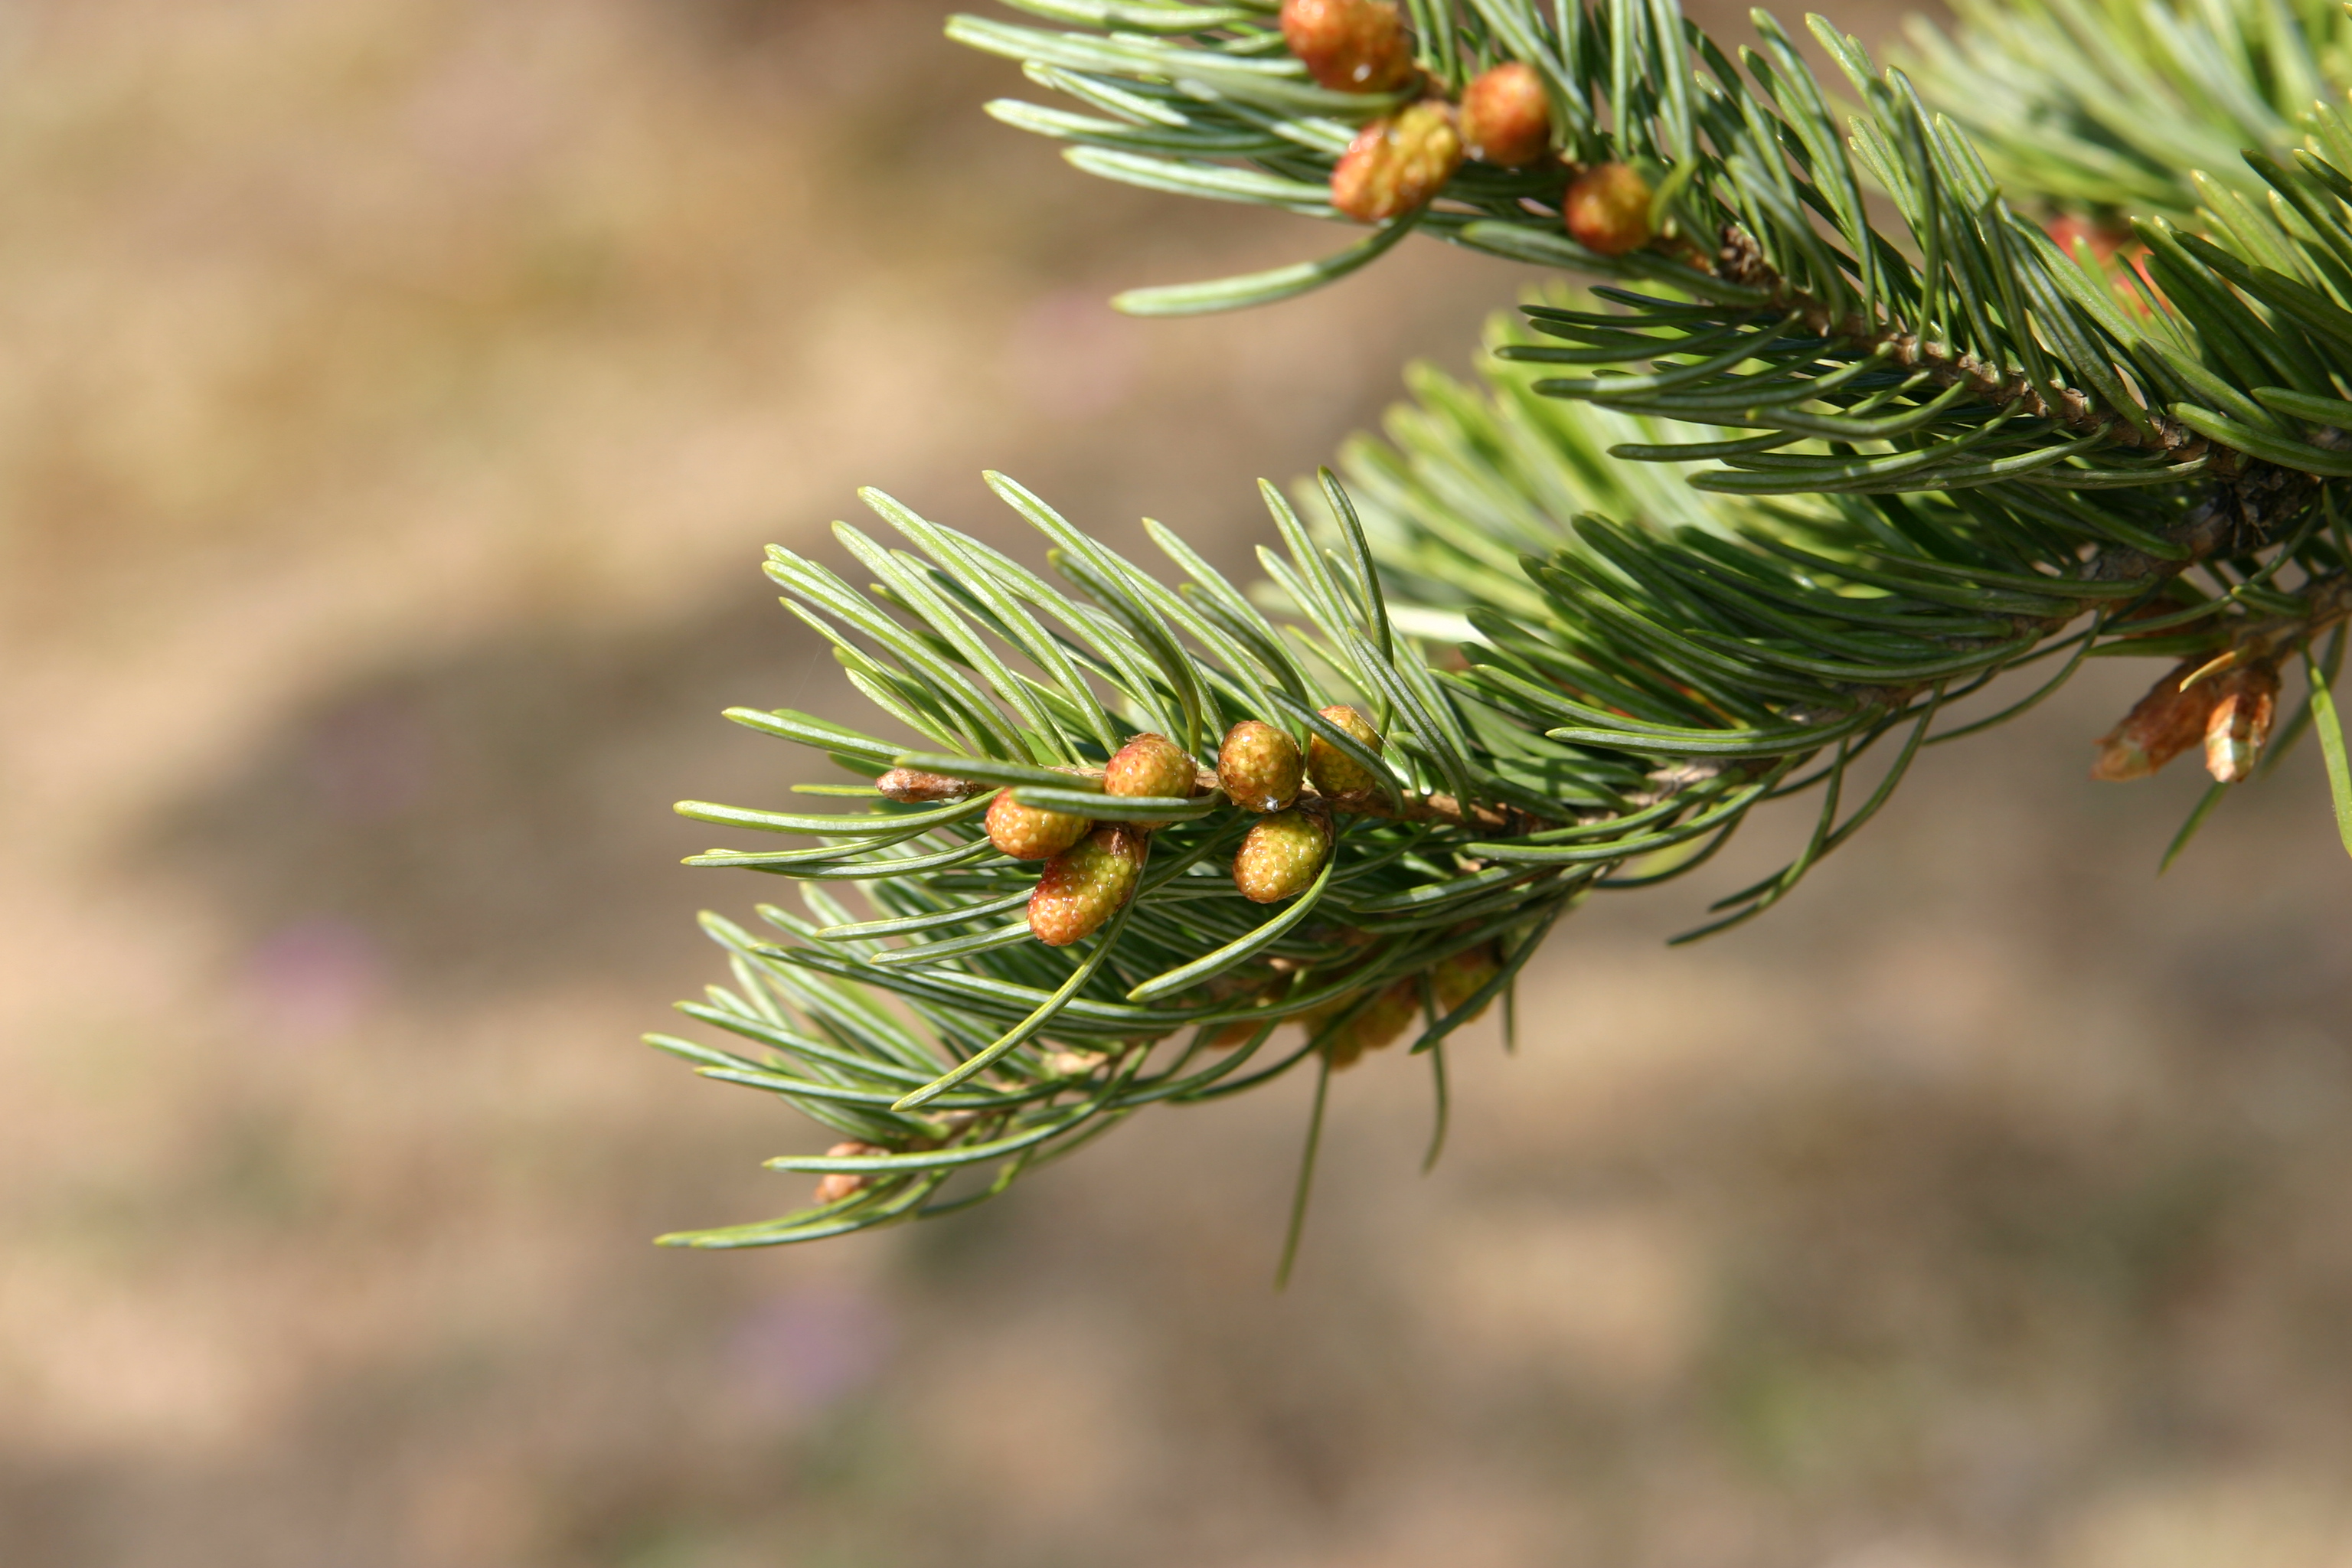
875 767 982 803
2203 663 2279 783
2091 658 2224 782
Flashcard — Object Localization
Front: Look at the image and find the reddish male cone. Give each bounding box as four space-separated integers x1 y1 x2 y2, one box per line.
1331 101 1463 222
1431 943 1501 1021
2092 658 2226 781
986 789 1093 860
1218 720 1305 812
1209 1001 1282 1050
1233 808 1331 903
812 1142 887 1205
1316 979 1419 1070
1460 62 1551 166
1565 162 1654 256
1279 0 1417 93
1306 704 1383 796
2047 211 2159 314
1203 969 1289 1049
2203 662 2280 782
1028 825 1148 946
1102 732 1198 811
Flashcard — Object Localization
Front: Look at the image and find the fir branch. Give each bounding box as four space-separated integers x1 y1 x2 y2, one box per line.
650 0 2352 1257
957 0 2352 488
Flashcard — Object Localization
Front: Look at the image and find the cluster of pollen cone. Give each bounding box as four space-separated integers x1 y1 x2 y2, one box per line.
1284 0 1659 256
881 707 1378 942
874 704 1503 1075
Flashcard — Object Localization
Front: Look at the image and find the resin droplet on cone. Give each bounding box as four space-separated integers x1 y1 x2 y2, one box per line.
1102 732 1198 809
1218 719 1305 812
1028 825 1148 946
987 789 1093 860
1279 0 1416 92
1565 162 1654 256
1331 102 1463 223
1459 62 1551 166
1233 808 1331 902
1306 704 1383 796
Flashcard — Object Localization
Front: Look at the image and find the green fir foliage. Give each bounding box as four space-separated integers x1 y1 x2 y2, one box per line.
652 0 2352 1256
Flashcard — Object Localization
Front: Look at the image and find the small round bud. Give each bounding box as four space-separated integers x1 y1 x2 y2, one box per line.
1317 979 1419 1070
812 1141 887 1206
875 767 982 803
986 789 1093 861
1431 942 1501 1021
1459 62 1551 166
1331 101 1462 223
1102 732 1198 810
1041 1047 1109 1079
1217 720 1305 812
1306 704 1384 796
1201 969 1288 1048
2091 658 2223 782
1233 808 1331 903
1210 1009 1276 1049
1280 0 1417 93
1028 825 1148 946
1565 162 1654 256
2203 662 2280 783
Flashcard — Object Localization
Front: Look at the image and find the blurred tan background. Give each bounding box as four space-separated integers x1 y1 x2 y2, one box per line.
5 2 2352 1564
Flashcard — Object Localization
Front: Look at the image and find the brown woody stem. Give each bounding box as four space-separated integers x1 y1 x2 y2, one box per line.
880 762 1543 833
1713 224 2206 457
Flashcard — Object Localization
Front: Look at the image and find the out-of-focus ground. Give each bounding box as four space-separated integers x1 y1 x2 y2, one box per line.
5 2 2351 1564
